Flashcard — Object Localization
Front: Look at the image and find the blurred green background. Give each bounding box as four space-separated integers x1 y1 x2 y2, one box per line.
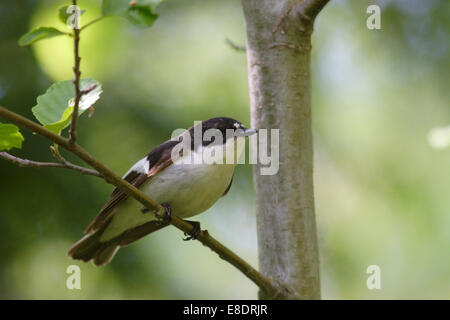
0 0 448 299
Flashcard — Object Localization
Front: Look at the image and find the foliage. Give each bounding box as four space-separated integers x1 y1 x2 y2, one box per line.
101 0 164 27
58 5 86 25
32 79 102 134
0 123 24 151
18 27 66 46
7 0 164 146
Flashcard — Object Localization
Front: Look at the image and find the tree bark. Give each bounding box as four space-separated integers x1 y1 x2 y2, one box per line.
242 0 328 299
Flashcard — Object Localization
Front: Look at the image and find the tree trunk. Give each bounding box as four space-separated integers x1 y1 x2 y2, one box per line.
242 0 328 299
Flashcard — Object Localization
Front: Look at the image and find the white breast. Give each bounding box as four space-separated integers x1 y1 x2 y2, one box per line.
100 136 245 241
146 161 235 217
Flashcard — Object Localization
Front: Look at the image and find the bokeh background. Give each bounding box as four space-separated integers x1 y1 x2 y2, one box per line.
0 0 448 299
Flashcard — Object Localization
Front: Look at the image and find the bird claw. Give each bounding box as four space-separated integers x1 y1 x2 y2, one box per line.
155 206 201 240
157 203 172 225
183 220 201 241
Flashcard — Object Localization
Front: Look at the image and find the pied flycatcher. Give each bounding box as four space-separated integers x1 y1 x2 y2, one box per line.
68 117 257 266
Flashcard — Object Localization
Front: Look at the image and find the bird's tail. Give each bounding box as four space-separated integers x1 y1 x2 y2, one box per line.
68 220 169 266
67 228 119 267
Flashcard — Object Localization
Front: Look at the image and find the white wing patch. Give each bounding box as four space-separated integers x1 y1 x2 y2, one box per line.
123 157 149 177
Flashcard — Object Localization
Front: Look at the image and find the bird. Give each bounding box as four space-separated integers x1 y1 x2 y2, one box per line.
68 117 257 266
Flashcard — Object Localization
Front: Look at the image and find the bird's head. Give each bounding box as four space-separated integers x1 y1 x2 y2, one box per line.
191 117 257 142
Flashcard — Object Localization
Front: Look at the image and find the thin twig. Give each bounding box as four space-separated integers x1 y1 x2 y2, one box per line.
49 145 102 178
80 83 97 95
68 0 81 144
0 106 281 297
81 16 104 31
0 151 102 178
225 38 246 52
301 0 330 21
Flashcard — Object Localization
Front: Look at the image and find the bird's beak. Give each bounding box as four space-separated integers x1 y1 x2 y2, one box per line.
234 128 258 137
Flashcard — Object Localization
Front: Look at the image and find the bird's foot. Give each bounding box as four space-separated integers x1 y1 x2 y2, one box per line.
183 220 201 241
156 203 172 225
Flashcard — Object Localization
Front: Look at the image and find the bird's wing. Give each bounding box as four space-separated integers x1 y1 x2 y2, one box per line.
83 139 180 234
119 220 170 246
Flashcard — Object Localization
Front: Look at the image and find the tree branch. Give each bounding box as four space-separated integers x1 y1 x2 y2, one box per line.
301 0 330 21
81 16 105 31
0 151 102 178
68 0 81 144
243 0 323 299
225 38 246 52
0 105 282 297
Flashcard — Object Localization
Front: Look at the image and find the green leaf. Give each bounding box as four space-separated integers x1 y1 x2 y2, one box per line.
140 0 165 11
32 79 102 134
18 27 66 46
58 5 86 25
102 0 132 15
125 5 158 27
0 123 24 151
43 106 74 134
102 0 163 27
